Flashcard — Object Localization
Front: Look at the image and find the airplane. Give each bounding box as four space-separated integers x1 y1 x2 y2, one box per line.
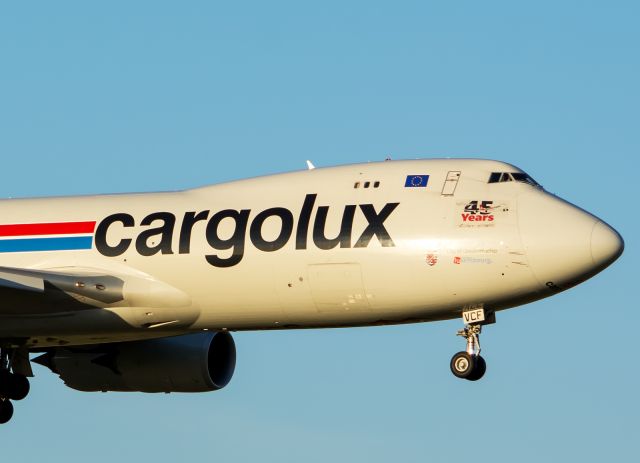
0 159 624 424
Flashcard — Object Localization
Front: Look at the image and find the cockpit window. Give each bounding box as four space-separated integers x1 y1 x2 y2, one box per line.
510 173 540 186
488 172 501 183
488 172 540 187
488 172 512 183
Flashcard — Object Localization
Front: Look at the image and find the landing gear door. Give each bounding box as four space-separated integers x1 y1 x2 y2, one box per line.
441 171 461 196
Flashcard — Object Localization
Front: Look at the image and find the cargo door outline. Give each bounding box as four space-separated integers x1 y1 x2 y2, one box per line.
307 263 371 313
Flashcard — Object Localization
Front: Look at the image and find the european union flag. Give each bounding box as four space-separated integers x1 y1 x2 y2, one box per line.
405 175 429 188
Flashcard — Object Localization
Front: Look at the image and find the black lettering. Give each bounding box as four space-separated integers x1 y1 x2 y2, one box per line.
465 201 479 215
95 213 134 257
179 211 210 254
250 207 294 252
135 212 176 256
480 201 493 215
296 194 316 250
354 203 399 248
313 205 356 250
205 209 250 268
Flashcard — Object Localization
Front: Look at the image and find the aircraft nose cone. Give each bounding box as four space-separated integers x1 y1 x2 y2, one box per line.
518 191 624 291
591 221 624 269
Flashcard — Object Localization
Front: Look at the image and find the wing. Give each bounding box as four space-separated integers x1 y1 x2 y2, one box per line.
0 266 190 316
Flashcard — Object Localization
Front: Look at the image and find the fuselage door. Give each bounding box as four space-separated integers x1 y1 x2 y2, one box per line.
441 171 461 196
307 263 370 313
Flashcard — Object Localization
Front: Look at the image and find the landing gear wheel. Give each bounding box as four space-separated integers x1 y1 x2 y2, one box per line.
0 400 13 424
7 374 29 401
466 355 486 381
450 351 475 379
0 371 30 401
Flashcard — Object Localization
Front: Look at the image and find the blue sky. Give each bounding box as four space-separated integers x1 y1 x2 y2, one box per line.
0 1 637 461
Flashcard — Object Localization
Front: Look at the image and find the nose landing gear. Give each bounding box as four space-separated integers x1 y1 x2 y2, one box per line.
450 324 487 381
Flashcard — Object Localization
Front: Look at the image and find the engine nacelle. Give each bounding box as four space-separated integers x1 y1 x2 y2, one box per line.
34 332 236 393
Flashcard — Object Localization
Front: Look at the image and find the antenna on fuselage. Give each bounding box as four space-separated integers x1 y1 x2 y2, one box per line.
306 160 316 170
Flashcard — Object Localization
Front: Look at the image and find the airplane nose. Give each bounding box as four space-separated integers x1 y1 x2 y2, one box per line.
590 221 624 268
517 191 624 290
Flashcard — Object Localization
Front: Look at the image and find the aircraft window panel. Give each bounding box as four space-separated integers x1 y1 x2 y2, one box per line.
374 181 380 188
364 181 371 188
511 172 541 187
354 182 360 189
488 172 501 183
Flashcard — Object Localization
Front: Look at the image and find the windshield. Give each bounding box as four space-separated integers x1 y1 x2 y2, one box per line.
488 172 540 187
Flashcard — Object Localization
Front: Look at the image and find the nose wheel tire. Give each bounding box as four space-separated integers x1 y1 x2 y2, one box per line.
450 352 486 381
466 355 486 381
450 351 474 378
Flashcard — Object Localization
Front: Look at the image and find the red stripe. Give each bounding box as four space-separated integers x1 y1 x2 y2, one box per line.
0 221 96 237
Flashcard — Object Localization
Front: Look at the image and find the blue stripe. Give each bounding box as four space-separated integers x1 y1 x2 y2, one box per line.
0 236 93 253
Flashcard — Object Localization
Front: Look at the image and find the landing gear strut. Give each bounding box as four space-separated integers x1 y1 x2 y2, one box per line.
0 348 31 424
450 324 487 381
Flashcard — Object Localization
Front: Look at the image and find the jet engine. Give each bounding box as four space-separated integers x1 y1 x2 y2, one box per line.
33 332 236 393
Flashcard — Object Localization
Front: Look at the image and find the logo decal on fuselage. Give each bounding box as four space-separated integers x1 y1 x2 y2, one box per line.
461 200 495 223
0 221 96 253
94 194 400 268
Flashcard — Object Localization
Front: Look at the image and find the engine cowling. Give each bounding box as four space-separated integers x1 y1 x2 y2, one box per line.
34 332 236 393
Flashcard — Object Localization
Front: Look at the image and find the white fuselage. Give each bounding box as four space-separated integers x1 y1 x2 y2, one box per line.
0 159 623 348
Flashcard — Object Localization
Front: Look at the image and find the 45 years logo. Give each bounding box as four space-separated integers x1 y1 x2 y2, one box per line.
462 200 495 223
